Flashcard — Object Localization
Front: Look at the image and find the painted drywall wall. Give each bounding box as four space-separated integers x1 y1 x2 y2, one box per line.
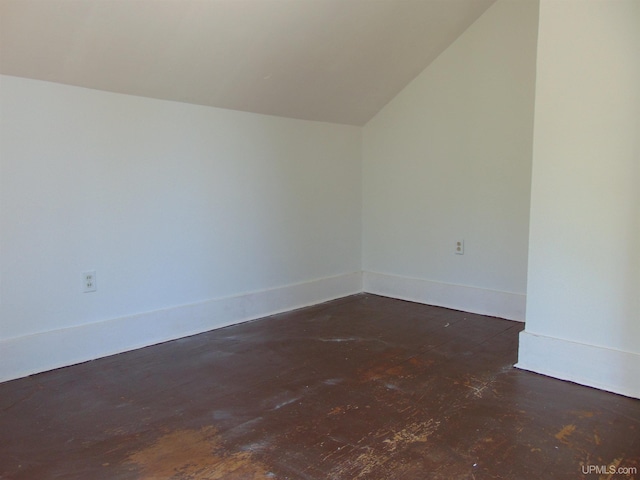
362 0 538 320
0 75 362 380
517 0 640 397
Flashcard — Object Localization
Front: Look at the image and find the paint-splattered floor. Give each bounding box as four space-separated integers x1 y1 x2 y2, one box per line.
1 294 638 479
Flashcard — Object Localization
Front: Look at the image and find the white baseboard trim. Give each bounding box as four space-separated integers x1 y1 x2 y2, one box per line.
516 331 640 399
0 272 362 383
362 271 525 321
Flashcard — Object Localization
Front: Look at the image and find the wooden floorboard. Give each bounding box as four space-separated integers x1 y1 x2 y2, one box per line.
1 293 638 479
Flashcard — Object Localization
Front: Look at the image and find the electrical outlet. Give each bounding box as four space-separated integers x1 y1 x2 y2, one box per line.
455 239 464 255
83 271 97 292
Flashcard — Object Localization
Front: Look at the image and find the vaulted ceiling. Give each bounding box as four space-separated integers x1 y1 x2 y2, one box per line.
0 0 495 125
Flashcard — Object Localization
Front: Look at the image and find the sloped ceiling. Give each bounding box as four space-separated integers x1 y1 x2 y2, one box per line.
0 0 495 125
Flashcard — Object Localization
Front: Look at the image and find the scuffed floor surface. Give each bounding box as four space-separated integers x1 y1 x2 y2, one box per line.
0 294 638 479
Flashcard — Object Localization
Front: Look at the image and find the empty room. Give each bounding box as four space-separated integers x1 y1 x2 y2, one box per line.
0 0 638 478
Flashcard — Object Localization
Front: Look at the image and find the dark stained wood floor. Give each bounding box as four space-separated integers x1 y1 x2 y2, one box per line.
1 294 638 479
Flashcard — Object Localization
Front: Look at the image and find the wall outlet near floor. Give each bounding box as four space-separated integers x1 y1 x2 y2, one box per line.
455 239 464 255
83 271 97 292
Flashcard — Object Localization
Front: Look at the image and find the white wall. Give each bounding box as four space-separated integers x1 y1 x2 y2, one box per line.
517 0 640 398
362 0 538 320
0 75 362 381
5 0 636 400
